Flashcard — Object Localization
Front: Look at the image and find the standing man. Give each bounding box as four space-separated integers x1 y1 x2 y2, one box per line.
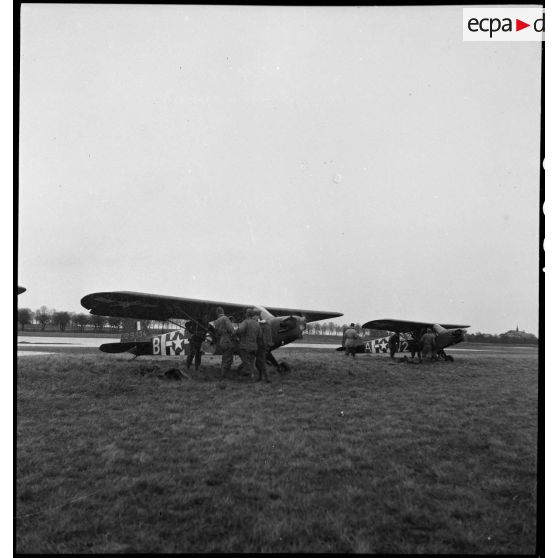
236 308 261 379
343 323 360 358
255 311 273 383
185 315 209 371
419 327 437 362
214 306 236 379
388 331 400 359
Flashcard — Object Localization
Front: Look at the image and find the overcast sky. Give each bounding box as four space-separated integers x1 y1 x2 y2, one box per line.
18 4 541 334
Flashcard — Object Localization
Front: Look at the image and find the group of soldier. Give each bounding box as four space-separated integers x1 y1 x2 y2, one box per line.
185 306 273 382
186 313 441 376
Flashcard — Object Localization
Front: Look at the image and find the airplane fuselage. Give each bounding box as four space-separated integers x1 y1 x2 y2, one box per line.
341 325 466 355
99 314 306 357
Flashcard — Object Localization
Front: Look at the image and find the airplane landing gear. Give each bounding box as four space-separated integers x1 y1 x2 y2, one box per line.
277 361 291 374
437 350 454 362
267 352 291 374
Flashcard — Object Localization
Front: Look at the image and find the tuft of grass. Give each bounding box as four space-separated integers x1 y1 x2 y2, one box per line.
16 348 538 553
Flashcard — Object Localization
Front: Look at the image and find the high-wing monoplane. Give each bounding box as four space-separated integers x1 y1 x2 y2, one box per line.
336 319 469 361
81 291 343 371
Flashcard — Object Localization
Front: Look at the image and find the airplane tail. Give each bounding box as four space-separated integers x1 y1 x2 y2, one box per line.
120 319 151 342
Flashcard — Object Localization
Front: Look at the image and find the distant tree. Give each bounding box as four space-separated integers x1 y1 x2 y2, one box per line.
34 306 51 330
90 315 107 331
107 317 122 330
327 321 335 335
73 313 90 331
18 308 33 331
335 324 343 335
52 311 71 332
355 323 363 336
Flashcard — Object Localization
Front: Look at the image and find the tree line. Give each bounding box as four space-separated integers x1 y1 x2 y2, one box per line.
17 307 124 332
16 307 538 344
16 308 377 337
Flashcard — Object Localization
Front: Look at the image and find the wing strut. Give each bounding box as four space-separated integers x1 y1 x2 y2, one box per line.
167 303 208 330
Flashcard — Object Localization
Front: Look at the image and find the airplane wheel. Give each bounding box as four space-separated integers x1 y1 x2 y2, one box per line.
277 362 291 374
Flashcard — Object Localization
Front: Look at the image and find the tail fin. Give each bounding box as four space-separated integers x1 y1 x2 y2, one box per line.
120 319 151 342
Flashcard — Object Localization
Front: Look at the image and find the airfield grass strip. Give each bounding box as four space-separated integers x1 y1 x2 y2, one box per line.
16 349 538 553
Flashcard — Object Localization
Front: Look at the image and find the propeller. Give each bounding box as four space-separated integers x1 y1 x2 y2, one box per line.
278 315 307 339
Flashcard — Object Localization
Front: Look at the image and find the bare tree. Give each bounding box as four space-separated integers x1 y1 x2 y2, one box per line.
18 308 33 331
73 313 90 332
107 317 122 330
90 315 107 331
34 306 51 331
52 311 71 332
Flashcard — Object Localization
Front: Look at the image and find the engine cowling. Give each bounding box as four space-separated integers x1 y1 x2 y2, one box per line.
433 323 465 349
433 324 451 350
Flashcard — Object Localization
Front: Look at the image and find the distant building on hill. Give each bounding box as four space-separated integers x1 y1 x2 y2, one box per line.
500 325 537 341
465 325 537 344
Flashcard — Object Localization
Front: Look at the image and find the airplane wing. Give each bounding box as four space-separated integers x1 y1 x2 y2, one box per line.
264 306 343 323
17 286 26 295
362 319 470 332
81 291 342 323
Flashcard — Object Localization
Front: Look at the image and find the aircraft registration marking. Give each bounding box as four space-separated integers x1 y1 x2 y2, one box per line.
153 331 187 356
364 337 410 353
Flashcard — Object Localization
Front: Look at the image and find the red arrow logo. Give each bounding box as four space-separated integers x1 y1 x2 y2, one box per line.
516 19 530 31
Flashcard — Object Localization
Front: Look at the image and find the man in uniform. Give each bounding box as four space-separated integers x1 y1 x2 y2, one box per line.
185 315 210 371
388 331 400 359
214 306 236 379
343 323 360 358
255 310 273 383
419 327 437 362
236 308 261 379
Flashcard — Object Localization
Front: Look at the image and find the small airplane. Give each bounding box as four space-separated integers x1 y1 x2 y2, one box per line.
81 290 343 371
336 319 469 361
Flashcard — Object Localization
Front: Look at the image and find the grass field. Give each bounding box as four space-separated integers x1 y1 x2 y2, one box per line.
16 348 539 553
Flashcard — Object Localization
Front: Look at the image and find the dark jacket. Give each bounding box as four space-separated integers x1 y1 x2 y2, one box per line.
258 320 273 350
186 321 208 343
420 332 436 349
214 314 235 349
343 327 359 348
388 333 399 348
237 317 261 351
